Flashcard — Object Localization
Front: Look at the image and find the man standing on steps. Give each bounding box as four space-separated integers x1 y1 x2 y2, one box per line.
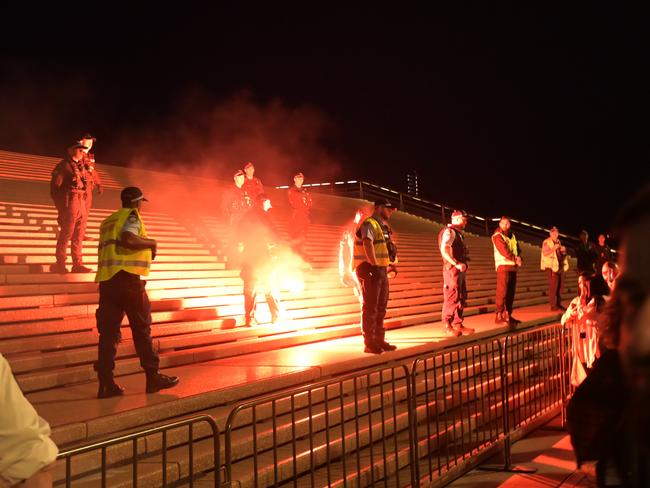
79 133 103 215
353 199 398 354
49 142 93 273
287 171 313 260
492 216 523 326
438 210 475 337
222 169 254 269
242 162 264 202
93 187 179 398
239 193 282 326
541 226 568 311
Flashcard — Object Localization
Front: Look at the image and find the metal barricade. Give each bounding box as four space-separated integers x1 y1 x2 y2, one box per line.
410 339 506 486
224 363 415 488
56 415 220 487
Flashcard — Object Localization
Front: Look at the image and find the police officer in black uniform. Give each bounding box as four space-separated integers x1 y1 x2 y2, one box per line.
438 210 475 337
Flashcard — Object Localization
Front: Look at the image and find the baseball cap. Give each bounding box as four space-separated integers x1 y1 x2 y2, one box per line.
451 210 468 218
374 198 396 209
121 187 148 203
233 169 245 177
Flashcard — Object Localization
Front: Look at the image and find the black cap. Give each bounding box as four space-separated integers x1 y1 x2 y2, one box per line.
121 187 148 203
233 169 245 178
68 142 88 151
374 198 395 209
80 133 97 141
451 209 468 218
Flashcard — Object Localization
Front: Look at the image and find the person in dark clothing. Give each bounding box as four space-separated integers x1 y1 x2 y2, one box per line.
491 216 523 326
239 194 281 326
287 171 313 259
594 234 613 273
94 187 179 398
49 143 92 273
438 210 474 337
242 162 264 202
222 169 254 269
353 199 398 354
576 230 597 274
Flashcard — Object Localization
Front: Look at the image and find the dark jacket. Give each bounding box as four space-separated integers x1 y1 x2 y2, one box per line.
50 158 89 205
576 242 596 273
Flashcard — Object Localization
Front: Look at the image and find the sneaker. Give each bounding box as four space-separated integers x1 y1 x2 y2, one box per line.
363 344 383 354
71 264 93 273
97 381 125 399
379 341 397 352
50 263 69 274
454 324 475 335
509 316 522 325
494 313 509 326
445 325 462 337
146 373 180 393
245 316 258 327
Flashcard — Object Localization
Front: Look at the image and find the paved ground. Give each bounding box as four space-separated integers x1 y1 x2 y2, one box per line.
449 416 597 488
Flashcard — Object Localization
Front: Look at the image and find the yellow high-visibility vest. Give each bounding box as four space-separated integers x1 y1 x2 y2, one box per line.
492 231 519 270
353 217 392 268
95 208 152 282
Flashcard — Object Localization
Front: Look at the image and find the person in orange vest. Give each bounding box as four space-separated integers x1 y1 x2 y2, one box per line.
93 187 179 398
491 216 523 326
287 171 313 259
49 142 93 273
79 133 103 214
353 199 398 354
438 210 475 337
242 161 264 202
541 226 569 311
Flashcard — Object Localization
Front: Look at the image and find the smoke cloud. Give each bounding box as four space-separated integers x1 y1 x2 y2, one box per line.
118 90 342 186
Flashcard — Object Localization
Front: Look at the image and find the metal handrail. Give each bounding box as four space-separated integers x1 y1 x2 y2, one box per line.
275 179 605 248
56 414 220 488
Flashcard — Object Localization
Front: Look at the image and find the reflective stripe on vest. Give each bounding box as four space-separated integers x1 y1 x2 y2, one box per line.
353 217 391 268
492 231 518 270
95 208 152 282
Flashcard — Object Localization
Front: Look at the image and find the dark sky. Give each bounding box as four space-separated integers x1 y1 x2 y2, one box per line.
0 4 647 236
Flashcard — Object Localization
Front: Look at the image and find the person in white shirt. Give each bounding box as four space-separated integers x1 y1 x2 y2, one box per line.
0 353 58 487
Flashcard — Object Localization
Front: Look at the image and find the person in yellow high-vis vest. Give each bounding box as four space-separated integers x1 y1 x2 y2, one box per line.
94 187 179 399
354 199 398 354
541 226 569 311
491 216 523 326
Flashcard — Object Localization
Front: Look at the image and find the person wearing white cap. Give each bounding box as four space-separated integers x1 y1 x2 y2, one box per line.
49 142 93 273
78 133 103 214
541 226 568 311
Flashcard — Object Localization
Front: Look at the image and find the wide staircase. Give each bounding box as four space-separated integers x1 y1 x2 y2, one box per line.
0 149 576 487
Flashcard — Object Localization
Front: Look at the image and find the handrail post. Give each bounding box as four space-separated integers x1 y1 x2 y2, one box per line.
399 192 404 211
359 181 364 200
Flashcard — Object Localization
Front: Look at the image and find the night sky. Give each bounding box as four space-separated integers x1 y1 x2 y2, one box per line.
0 4 647 236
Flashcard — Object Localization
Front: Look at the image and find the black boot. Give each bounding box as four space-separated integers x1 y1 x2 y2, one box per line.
146 372 180 393
97 379 125 399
